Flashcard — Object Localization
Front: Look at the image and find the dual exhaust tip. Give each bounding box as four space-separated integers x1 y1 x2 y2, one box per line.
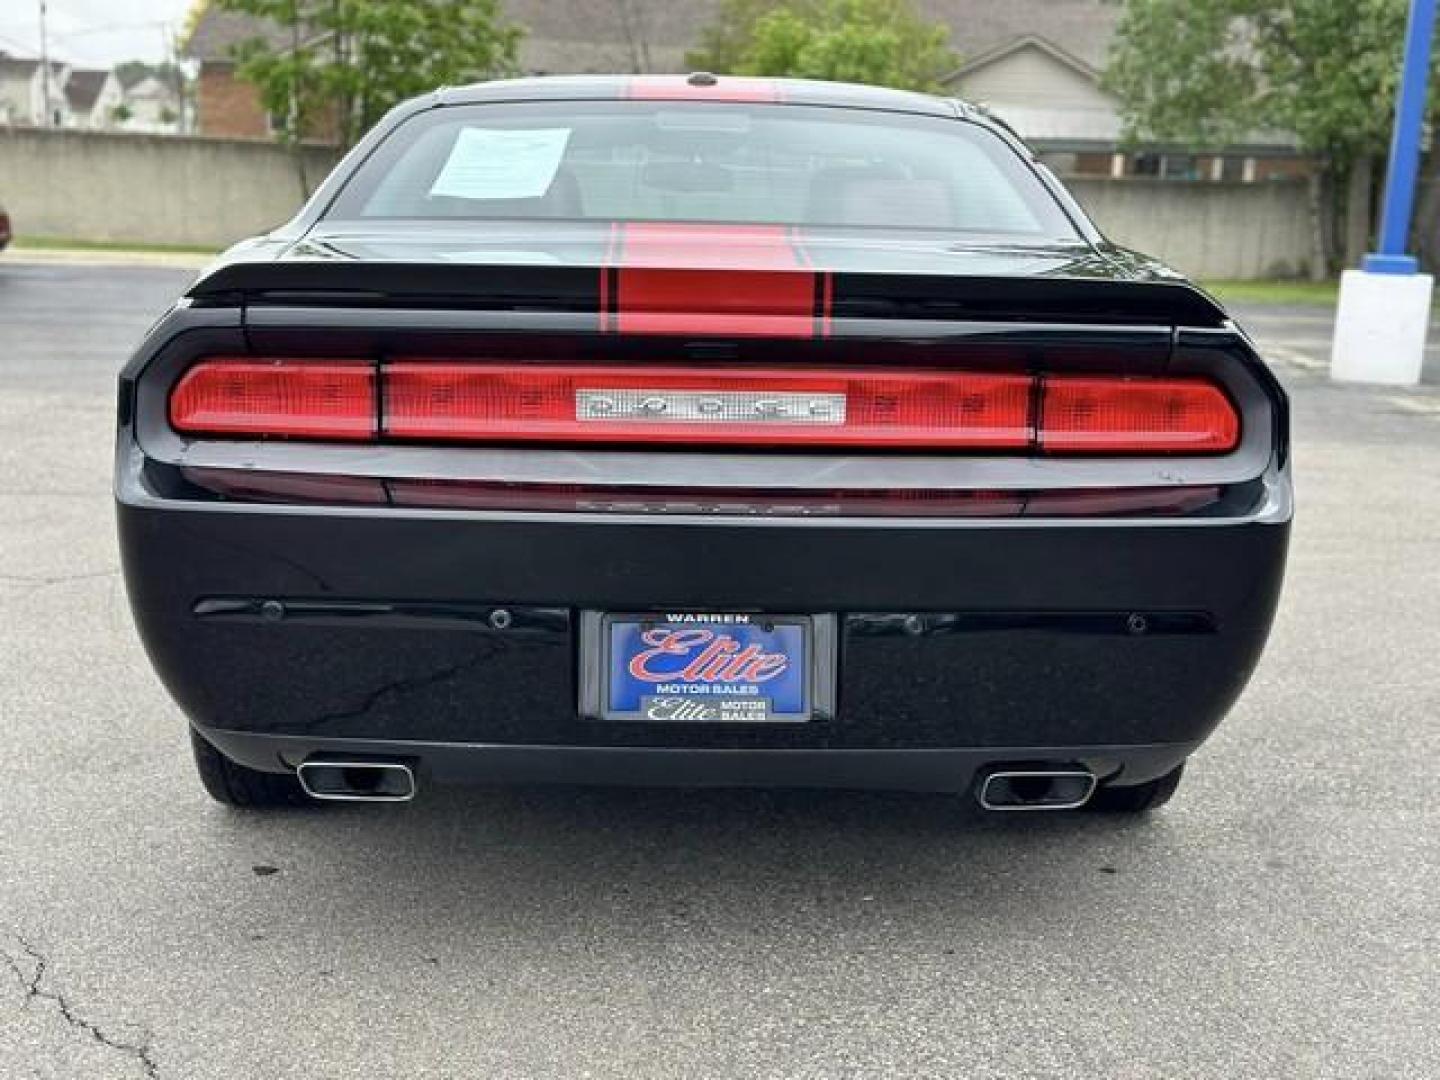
292 760 1094 809
296 760 416 802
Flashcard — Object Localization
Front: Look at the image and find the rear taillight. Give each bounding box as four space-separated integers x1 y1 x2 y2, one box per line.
169 360 376 440
166 359 1240 455
1040 376 1240 454
384 364 1033 448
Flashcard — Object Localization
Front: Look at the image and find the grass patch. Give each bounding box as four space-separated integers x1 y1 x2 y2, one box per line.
1200 279 1339 306
13 235 221 256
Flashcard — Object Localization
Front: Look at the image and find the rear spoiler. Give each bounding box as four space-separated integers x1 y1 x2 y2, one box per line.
188 261 1229 329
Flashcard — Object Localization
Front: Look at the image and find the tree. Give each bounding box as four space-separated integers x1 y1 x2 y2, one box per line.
219 0 523 148
687 0 778 73
611 0 655 73
114 61 185 88
688 0 958 93
1105 0 1422 277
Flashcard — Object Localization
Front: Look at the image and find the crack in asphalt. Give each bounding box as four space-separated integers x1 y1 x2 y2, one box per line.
0 569 120 611
2 931 160 1079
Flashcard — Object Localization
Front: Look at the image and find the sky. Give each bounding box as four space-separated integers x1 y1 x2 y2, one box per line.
0 0 194 67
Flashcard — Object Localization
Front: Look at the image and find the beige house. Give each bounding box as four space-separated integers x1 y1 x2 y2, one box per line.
944 33 1306 182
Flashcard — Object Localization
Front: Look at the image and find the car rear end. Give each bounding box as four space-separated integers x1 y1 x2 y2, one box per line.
116 77 1290 809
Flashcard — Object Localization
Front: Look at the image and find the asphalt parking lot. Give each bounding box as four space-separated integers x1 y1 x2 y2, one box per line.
1231 300 1440 385
1 260 1436 1079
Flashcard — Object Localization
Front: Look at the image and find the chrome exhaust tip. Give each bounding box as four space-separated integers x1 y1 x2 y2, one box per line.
978 769 1095 811
296 760 416 803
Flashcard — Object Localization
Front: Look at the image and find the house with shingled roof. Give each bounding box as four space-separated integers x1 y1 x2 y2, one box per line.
0 52 69 128
61 68 125 129
181 0 1306 181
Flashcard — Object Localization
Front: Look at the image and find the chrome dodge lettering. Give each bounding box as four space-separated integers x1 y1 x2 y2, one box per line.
576 389 846 425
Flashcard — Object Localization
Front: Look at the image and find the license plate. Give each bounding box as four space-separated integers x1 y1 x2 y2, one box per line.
600 613 812 723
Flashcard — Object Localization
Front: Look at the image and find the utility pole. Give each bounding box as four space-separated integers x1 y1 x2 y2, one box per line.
1331 0 1438 385
1366 0 1437 275
38 0 52 126
162 22 185 133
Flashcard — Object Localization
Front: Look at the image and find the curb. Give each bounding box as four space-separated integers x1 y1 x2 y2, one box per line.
6 248 215 270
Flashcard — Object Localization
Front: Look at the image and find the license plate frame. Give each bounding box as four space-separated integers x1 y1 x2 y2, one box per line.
578 611 837 724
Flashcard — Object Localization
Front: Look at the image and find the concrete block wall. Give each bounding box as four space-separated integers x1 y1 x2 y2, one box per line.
1068 176 1313 280
0 127 341 249
0 128 1313 278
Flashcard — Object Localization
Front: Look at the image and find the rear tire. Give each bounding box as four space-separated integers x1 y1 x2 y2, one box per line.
1086 762 1185 813
189 728 311 808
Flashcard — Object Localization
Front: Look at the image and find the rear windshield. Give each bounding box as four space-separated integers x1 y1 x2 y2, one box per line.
325 101 1078 239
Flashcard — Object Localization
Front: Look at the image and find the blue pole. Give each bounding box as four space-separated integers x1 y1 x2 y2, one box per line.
1364 0 1438 274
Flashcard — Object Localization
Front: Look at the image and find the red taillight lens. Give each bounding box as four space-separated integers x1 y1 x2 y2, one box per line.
383 363 1034 448
169 360 376 440
167 359 1241 455
1040 376 1239 454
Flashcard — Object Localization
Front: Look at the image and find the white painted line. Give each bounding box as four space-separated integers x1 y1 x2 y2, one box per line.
1384 395 1440 415
1235 313 1337 327
1267 336 1440 354
1262 345 1327 372
1258 338 1337 351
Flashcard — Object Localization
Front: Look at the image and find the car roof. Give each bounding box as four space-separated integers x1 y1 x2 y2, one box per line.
436 74 970 121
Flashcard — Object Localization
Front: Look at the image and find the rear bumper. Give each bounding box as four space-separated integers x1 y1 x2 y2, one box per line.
201 729 1200 794
118 448 1290 773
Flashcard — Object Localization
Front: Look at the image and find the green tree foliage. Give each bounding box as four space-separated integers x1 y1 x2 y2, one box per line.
687 0 775 73
688 0 958 93
1105 0 1411 163
114 61 187 88
1105 0 1428 274
218 0 522 146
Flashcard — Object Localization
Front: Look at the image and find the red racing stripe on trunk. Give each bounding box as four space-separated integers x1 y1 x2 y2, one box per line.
625 75 783 102
610 223 819 338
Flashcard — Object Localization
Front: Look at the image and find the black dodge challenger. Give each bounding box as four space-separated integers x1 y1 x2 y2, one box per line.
117 75 1290 812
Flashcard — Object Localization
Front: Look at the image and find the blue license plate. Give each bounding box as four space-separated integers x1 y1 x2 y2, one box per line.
604 614 810 722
